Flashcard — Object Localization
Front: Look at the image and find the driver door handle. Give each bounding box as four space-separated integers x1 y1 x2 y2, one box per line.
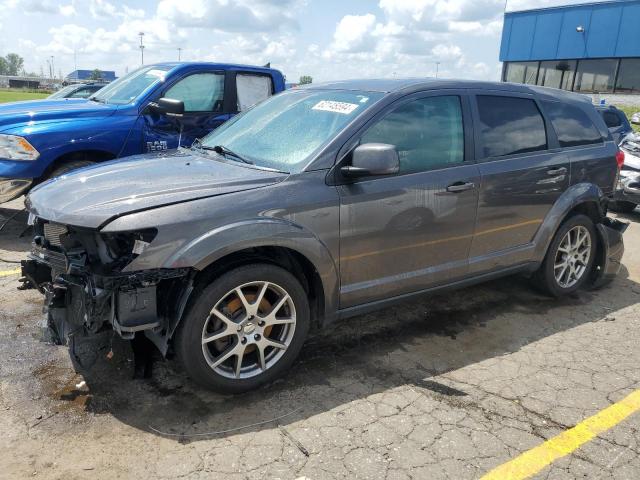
547 167 567 176
446 181 475 193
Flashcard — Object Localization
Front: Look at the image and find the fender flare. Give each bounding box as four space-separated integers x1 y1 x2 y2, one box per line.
163 217 340 320
531 182 606 263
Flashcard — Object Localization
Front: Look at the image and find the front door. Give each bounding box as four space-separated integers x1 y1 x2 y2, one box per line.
468 93 570 274
142 71 231 153
338 92 480 308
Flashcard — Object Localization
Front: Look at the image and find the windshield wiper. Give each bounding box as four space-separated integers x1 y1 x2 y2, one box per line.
204 144 253 165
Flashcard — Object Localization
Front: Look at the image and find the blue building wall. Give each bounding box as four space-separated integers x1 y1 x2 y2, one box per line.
500 0 640 62
66 70 117 81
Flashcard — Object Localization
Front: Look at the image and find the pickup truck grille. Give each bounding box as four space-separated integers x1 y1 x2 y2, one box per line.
43 222 68 248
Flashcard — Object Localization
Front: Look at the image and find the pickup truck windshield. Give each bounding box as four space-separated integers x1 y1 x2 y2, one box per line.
48 85 77 99
200 89 383 173
89 65 172 105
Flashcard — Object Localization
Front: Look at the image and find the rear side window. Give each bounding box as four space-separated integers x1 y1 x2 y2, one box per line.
601 110 622 128
236 74 273 111
542 101 603 148
361 95 464 174
476 95 547 158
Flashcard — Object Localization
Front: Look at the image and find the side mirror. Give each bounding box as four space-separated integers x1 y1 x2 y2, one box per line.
341 143 400 178
153 97 185 116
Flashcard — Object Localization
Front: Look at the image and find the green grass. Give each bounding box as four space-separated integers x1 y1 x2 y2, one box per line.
615 104 640 132
0 88 49 103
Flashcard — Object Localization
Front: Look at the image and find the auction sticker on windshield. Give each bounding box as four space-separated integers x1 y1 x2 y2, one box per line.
312 101 359 115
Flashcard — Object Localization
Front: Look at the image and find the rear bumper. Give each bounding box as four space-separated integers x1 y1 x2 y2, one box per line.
0 177 32 203
590 218 627 288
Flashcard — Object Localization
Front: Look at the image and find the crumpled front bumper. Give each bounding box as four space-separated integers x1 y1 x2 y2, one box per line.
613 170 640 205
0 177 32 203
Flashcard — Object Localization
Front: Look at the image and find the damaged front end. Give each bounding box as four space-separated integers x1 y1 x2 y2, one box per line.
20 217 194 370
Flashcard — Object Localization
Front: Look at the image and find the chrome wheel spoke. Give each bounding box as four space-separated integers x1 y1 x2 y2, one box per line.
202 279 297 380
202 328 231 345
234 344 247 378
209 342 239 369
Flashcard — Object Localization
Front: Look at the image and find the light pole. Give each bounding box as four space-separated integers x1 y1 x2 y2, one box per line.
139 32 145 65
435 61 440 78
50 56 55 79
177 47 182 61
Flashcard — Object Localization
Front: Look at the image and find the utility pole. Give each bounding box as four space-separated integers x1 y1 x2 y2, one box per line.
177 47 182 61
139 32 145 65
435 61 440 78
50 56 55 79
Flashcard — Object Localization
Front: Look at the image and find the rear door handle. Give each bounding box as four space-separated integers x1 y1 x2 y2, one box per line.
547 167 567 175
446 181 475 193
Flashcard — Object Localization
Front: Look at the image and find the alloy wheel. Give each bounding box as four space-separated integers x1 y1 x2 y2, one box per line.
201 281 297 379
553 225 592 289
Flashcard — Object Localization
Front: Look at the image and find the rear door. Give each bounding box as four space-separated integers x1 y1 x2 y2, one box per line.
468 92 570 274
337 91 480 308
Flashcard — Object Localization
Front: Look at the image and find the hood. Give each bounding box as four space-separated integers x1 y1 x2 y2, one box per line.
26 150 287 229
621 134 640 170
0 99 117 131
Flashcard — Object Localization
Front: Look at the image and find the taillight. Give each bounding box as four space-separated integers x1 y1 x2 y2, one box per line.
616 149 625 169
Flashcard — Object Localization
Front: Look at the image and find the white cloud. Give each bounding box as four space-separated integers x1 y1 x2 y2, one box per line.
58 4 76 16
330 14 377 53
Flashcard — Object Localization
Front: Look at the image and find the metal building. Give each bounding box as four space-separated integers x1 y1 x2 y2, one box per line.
66 70 117 82
500 0 640 94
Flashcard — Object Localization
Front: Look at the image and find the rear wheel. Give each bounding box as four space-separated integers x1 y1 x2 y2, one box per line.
175 264 310 393
609 201 637 213
534 214 597 297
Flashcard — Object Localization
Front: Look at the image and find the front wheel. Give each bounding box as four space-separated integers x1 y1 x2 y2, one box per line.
534 214 597 297
175 264 310 393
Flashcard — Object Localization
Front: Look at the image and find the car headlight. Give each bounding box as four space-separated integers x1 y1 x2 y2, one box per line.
0 134 39 161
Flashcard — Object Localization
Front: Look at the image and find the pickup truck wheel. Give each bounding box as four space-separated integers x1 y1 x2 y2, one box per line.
609 201 637 213
534 214 597 297
176 264 310 393
49 160 95 179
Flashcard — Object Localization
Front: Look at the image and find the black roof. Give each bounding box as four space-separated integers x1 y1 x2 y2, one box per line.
304 78 591 105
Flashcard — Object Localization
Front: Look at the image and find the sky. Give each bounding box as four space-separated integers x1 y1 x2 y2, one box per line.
0 0 607 83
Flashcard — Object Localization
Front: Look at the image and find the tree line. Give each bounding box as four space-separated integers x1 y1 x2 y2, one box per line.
0 53 25 76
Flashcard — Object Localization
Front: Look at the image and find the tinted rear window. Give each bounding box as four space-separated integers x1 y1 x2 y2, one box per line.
542 101 603 148
476 95 547 158
601 110 622 128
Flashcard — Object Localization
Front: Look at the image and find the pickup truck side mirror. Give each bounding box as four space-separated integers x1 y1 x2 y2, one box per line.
341 143 400 178
153 97 185 116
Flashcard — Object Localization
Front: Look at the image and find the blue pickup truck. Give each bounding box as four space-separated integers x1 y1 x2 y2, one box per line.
0 62 285 203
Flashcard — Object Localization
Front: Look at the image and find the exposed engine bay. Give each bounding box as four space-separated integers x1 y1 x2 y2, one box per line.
20 217 194 370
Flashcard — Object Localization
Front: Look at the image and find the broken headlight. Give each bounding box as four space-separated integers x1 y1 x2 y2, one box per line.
100 229 157 271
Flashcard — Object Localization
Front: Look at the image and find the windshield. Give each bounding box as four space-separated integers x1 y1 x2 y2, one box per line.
200 89 384 173
48 85 78 99
89 65 172 105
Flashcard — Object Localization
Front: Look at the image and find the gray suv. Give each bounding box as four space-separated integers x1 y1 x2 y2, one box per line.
21 79 626 393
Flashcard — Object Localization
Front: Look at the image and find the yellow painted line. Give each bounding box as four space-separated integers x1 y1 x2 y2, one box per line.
480 389 640 480
0 267 21 277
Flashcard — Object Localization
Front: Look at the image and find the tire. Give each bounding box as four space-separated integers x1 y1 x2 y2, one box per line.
49 160 95 179
533 214 597 297
609 201 637 214
175 264 310 393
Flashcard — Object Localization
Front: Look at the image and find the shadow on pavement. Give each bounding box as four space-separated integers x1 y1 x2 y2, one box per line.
67 267 640 443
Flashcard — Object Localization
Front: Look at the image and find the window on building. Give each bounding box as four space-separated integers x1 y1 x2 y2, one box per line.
504 62 539 84
165 72 225 112
476 95 547 158
537 60 576 90
236 74 273 111
361 96 465 173
542 101 603 148
615 58 640 93
574 59 618 93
